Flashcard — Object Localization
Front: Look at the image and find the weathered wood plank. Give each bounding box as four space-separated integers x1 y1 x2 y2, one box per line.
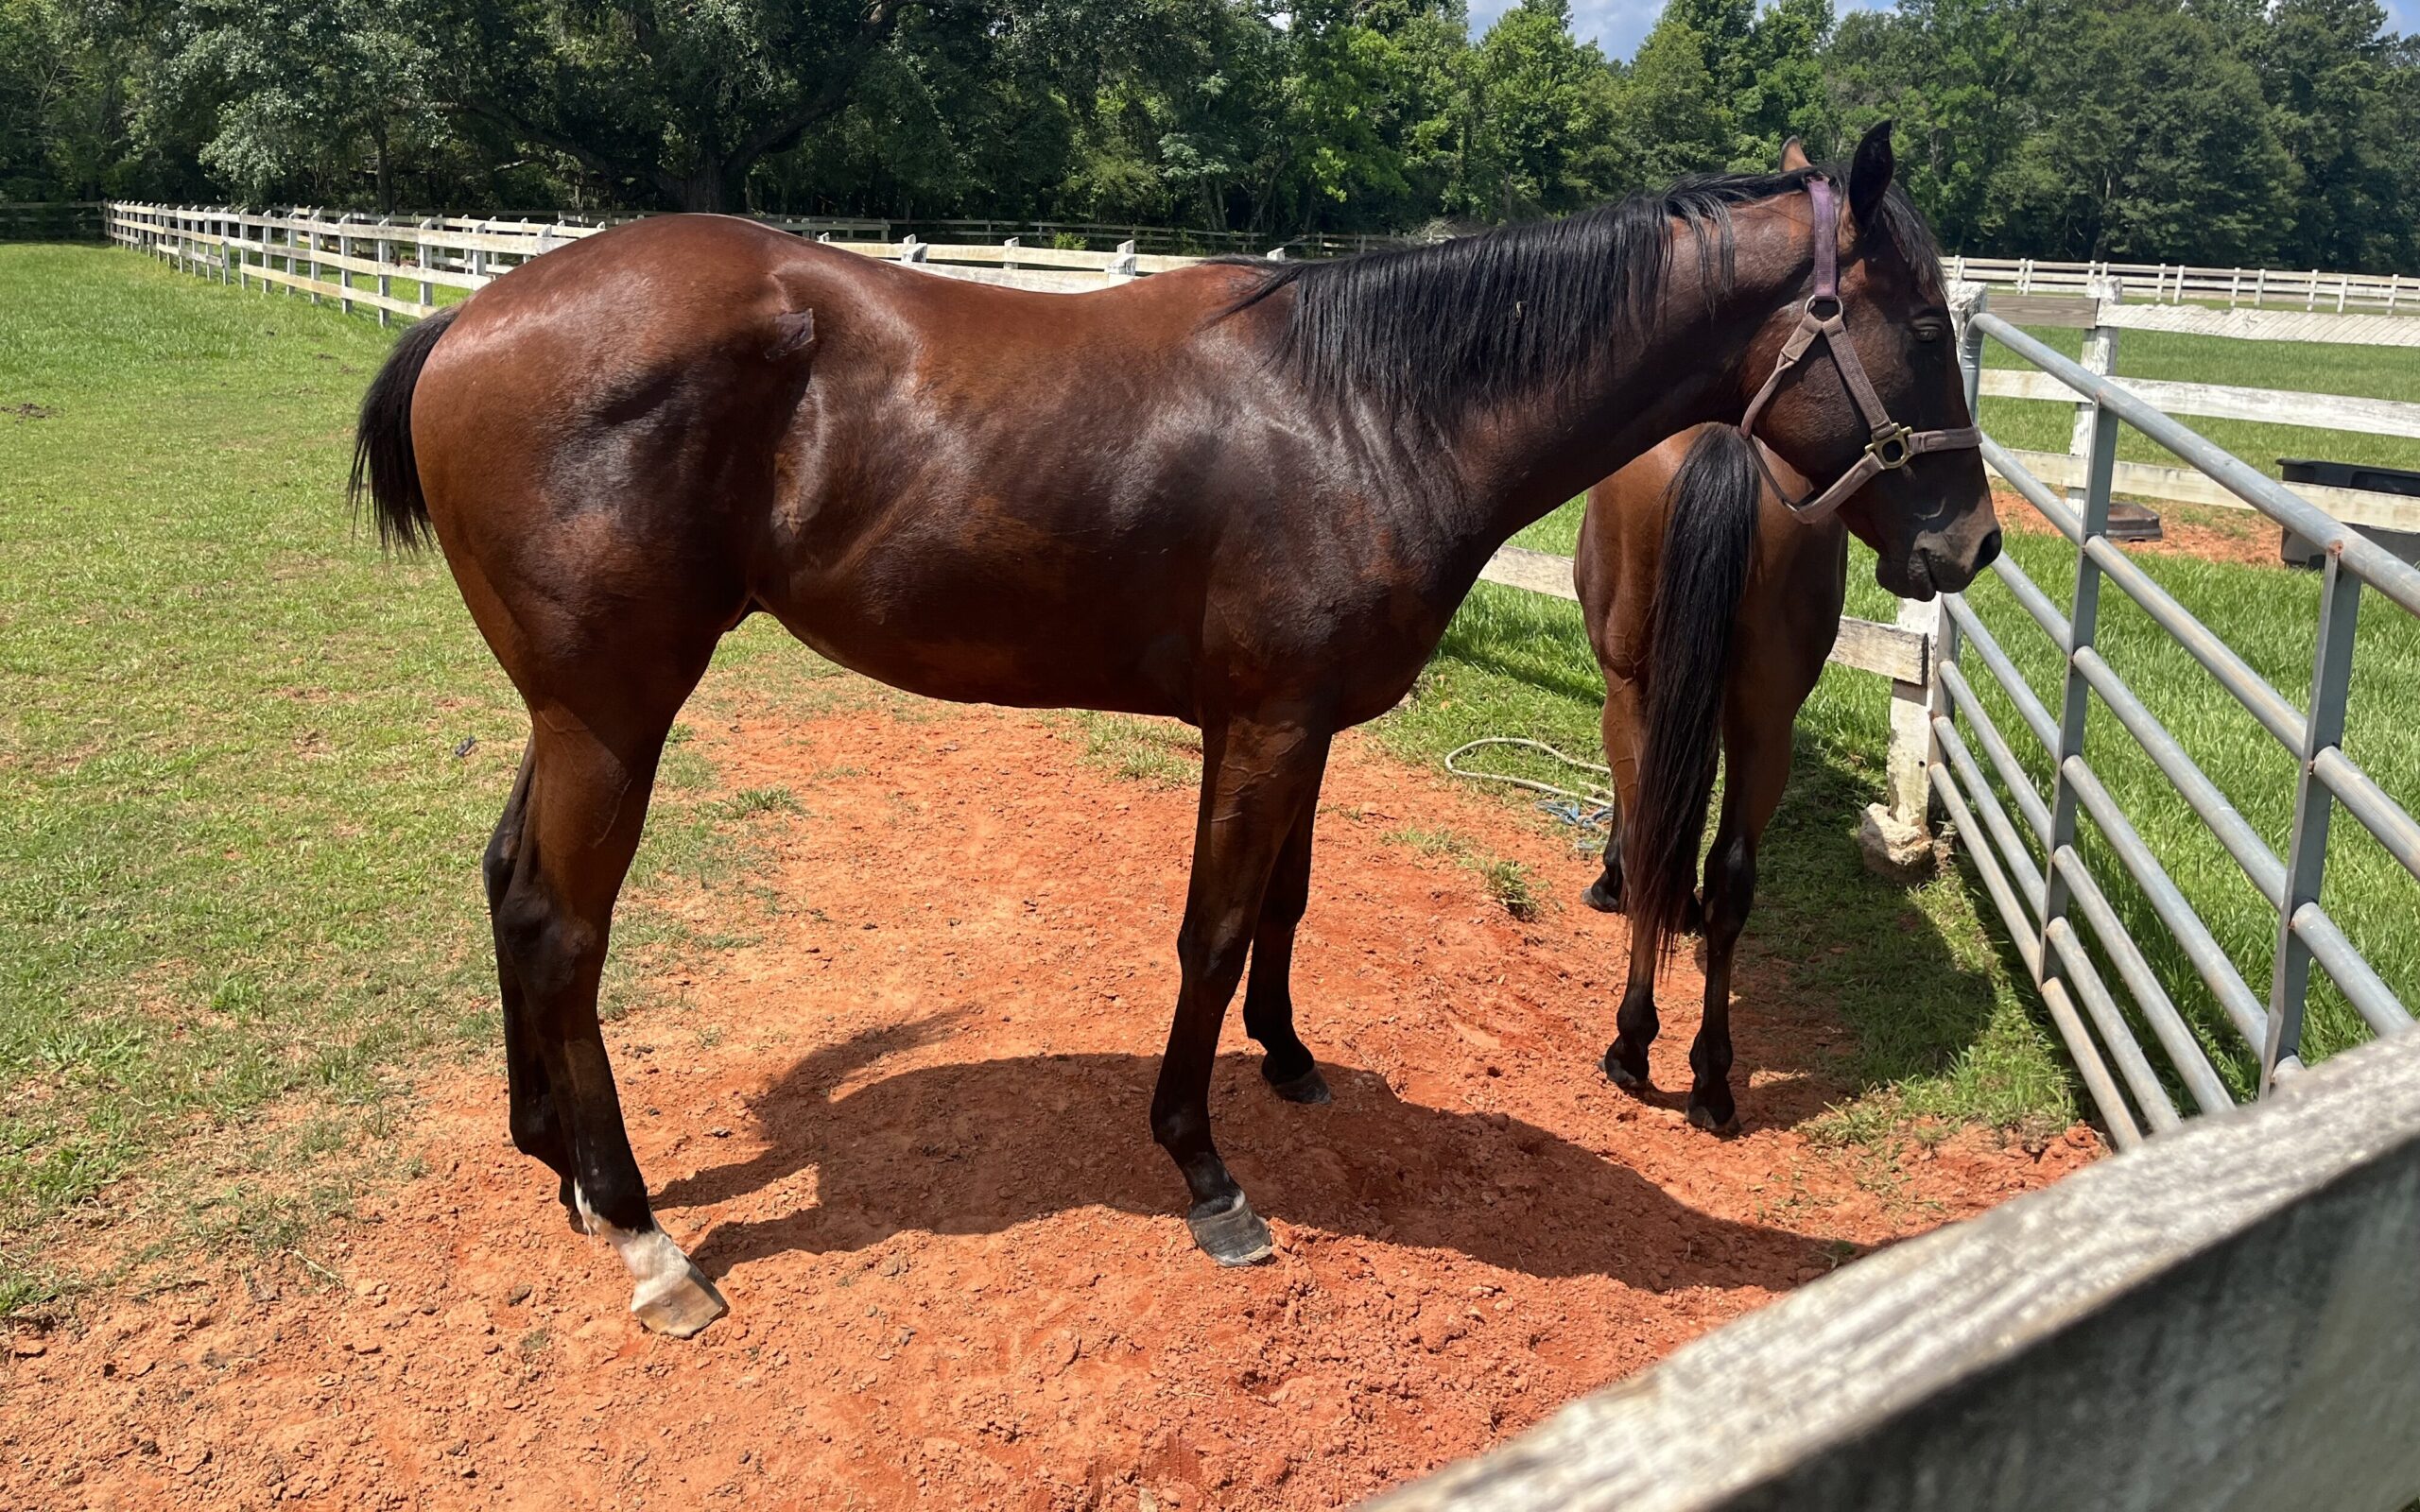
1979 369 2420 439
1475 546 1925 682
2098 302 2420 347
1992 447 2420 534
1374 1031 2420 1512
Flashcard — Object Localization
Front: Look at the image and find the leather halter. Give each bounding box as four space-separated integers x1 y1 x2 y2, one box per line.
1737 176 1981 523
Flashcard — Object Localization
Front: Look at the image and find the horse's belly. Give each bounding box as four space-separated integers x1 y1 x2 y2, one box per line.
758 569 1200 719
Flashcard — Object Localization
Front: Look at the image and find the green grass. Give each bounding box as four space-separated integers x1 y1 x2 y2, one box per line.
0 245 840 1314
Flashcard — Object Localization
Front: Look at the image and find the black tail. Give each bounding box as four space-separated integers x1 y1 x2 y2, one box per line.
348 306 460 552
1624 425 1762 956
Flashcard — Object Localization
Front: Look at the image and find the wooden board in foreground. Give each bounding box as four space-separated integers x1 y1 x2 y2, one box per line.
1375 1032 2420 1512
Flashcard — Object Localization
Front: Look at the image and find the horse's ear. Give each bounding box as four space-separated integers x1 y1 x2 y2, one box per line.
1848 120 1894 222
1778 136 1811 172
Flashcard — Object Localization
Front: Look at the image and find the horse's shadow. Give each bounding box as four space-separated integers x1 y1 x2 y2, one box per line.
660 1013 1847 1292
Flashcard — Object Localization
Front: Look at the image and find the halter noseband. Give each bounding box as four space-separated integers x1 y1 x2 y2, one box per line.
1737 176 1981 523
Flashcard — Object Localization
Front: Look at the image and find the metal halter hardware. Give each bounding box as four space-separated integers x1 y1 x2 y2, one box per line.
1737 176 1981 523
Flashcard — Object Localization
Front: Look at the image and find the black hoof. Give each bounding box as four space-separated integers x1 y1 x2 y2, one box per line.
1686 1098 1740 1134
1186 1194 1275 1267
1603 1045 1651 1094
1582 877 1622 915
1265 1064 1332 1105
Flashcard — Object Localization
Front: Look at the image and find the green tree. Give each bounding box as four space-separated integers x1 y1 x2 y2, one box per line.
1996 0 2292 261
1620 11 1735 183
1462 0 1625 218
2259 0 2420 270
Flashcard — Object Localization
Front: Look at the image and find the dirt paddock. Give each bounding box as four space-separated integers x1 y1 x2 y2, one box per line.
3 701 2095 1510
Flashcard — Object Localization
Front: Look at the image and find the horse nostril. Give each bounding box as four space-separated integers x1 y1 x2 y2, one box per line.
1974 526 2003 572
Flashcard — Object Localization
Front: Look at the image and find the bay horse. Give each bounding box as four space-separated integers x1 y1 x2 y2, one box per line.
353 121 1996 1335
1576 427 1845 1133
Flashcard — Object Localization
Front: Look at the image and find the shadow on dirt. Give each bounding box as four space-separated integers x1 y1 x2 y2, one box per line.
661 1014 1851 1292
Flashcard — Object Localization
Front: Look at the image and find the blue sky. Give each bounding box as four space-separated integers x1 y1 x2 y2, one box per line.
1474 0 2419 60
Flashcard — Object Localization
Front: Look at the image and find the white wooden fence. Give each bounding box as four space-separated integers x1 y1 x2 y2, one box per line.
1948 252 2420 316
1973 277 2420 536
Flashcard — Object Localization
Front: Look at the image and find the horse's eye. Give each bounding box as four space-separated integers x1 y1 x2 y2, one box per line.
1911 319 1947 344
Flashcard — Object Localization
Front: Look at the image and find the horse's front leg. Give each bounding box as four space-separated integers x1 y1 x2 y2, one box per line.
1151 715 1333 1264
1241 765 1335 1105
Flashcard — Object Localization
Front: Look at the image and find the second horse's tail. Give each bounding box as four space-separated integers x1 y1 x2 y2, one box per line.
1623 425 1761 954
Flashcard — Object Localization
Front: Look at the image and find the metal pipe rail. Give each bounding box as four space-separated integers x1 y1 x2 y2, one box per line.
1939 289 2417 1141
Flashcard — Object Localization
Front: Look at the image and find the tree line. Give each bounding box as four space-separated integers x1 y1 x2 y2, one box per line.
5 0 2418 271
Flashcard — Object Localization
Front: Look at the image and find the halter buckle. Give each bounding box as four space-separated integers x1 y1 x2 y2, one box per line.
1866 423 1914 470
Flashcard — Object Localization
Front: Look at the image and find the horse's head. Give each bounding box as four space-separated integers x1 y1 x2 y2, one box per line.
1739 125 1999 599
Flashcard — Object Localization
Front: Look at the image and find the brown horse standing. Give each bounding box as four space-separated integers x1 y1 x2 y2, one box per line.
1576 430 1845 1132
354 123 1995 1335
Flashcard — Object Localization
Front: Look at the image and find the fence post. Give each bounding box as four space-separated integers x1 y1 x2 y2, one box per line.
418 217 437 309
337 213 353 315
2307 268 2320 311
2266 551 2361 1091
2041 310 2121 997
1001 235 1019 271
2065 277 2122 520
375 215 392 329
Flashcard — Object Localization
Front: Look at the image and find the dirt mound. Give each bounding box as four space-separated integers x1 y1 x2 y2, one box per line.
0 703 2095 1509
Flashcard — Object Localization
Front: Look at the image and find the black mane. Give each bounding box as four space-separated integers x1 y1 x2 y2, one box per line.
1229 165 1943 425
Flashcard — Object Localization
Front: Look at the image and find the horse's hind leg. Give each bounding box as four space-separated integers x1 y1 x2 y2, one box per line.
493 682 727 1336
1242 769 1334 1105
1686 706 1794 1132
1584 669 1643 915
1153 716 1332 1264
484 749 576 1221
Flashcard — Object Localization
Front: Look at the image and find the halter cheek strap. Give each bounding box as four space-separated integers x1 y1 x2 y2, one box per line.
1737 176 1982 523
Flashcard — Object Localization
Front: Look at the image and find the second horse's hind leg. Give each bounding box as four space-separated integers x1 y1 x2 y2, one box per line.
1685 708 1796 1131
1242 779 1333 1105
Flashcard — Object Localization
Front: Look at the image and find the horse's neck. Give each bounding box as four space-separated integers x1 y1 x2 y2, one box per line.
1442 246 1797 551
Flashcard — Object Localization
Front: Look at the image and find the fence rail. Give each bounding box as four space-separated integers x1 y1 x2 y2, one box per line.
1948 252 2420 315
1942 285 2419 1146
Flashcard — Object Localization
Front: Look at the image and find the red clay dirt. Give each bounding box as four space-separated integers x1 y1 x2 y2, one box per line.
1996 486 2283 569
2 701 2096 1510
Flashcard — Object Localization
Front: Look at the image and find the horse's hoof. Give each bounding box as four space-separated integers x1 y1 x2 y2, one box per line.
1685 1099 1740 1135
1186 1194 1275 1267
1603 1047 1651 1093
631 1259 728 1338
1266 1064 1332 1105
1581 878 1622 914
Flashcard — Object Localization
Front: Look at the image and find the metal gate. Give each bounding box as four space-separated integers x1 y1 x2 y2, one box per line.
1939 287 2420 1145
